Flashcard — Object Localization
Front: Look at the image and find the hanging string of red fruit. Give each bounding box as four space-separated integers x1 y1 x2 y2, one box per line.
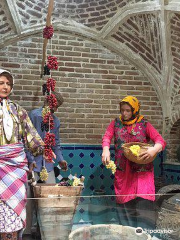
42 91 58 162
41 8 59 163
44 146 54 162
44 132 56 147
46 77 56 92
43 25 54 39
44 132 56 162
46 93 57 109
47 56 58 70
43 112 54 130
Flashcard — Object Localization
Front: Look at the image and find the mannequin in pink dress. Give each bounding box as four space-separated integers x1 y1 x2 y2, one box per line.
102 96 166 230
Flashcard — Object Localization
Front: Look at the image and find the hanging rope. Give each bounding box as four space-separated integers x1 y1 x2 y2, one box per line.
41 0 54 77
40 0 57 169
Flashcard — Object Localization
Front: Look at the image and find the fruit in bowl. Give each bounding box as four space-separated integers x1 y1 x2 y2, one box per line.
122 142 154 164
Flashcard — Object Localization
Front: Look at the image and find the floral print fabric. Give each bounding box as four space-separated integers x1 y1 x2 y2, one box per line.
0 201 23 233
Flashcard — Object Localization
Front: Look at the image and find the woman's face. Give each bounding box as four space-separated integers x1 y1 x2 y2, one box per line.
0 76 12 98
120 103 133 121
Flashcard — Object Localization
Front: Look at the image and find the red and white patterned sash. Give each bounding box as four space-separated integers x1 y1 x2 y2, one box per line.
0 143 28 227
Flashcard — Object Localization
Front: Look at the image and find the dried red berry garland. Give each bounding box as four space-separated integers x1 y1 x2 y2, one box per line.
41 22 59 163
46 93 58 109
47 56 58 70
44 132 56 147
44 147 54 162
43 25 54 39
44 132 56 162
46 77 56 92
43 112 54 130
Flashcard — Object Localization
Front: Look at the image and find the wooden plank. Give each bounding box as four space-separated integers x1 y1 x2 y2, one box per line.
34 184 83 198
36 197 79 208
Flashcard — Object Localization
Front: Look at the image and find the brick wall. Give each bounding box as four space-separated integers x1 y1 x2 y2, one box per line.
165 119 180 162
0 32 163 144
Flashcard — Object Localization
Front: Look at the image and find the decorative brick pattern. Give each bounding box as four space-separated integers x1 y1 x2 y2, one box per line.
15 0 154 30
166 119 180 163
170 13 180 112
16 0 47 27
112 13 163 74
0 32 163 144
0 0 15 38
164 110 180 163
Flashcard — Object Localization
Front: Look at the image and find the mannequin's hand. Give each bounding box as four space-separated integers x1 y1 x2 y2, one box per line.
29 161 37 174
59 160 68 171
102 147 110 165
139 147 157 163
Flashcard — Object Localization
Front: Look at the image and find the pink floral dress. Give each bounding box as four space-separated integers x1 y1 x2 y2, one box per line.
102 118 166 204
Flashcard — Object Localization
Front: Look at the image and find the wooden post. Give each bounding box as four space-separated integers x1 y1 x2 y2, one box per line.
41 0 54 77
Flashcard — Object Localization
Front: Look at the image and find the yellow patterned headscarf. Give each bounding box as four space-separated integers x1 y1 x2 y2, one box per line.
120 96 144 125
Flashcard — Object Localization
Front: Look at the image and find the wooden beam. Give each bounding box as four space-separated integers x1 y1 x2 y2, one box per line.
41 0 54 77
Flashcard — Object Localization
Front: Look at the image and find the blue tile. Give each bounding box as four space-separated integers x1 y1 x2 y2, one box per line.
90 152 95 158
80 197 85 202
90 163 95 169
68 163 73 169
165 168 180 173
90 174 94 179
58 144 167 197
70 167 82 177
79 163 84 169
110 185 114 190
81 167 92 177
69 152 74 158
79 152 85 158
90 185 95 191
79 208 84 213
100 174 105 180
111 196 115 201
100 164 105 169
110 174 115 179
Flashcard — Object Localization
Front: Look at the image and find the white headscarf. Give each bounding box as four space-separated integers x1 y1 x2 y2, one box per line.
0 69 14 141
0 68 14 90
